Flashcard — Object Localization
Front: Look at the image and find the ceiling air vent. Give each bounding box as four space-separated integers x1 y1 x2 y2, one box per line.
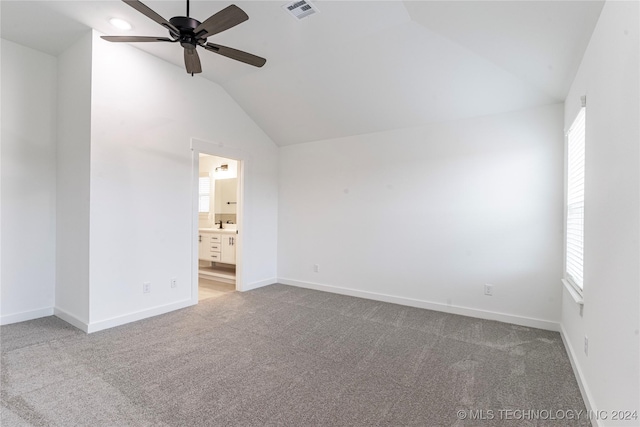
283 0 319 20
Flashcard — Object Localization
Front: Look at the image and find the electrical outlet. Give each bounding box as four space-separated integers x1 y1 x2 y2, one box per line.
584 336 588 356
484 284 493 296
170 278 177 288
313 264 320 273
143 282 151 294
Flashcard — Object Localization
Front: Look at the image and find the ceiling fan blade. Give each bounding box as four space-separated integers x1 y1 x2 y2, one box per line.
194 4 248 38
184 48 202 74
203 43 266 67
122 0 179 36
101 36 174 43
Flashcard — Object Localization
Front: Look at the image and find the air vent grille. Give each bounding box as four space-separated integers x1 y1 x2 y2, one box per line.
283 0 319 20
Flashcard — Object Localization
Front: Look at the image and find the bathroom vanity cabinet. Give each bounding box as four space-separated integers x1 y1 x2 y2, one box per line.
198 229 236 265
199 232 221 262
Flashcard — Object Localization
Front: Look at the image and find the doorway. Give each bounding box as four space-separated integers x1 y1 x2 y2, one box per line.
196 153 240 301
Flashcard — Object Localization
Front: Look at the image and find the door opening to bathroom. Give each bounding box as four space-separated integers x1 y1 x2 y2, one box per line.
196 153 239 301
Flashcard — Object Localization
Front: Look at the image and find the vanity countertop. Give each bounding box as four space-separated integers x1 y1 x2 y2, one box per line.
199 228 237 234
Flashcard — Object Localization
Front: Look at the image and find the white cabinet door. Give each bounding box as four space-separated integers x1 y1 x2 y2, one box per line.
220 234 236 264
198 232 211 261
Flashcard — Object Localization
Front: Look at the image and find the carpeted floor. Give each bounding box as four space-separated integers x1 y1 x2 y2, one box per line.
1 284 588 426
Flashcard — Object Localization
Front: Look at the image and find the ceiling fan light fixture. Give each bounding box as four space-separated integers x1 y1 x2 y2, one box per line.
109 18 132 30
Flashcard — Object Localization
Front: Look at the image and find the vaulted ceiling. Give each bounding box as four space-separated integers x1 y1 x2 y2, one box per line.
1 1 604 145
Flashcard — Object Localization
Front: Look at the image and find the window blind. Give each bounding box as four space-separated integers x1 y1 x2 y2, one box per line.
566 107 585 289
199 176 211 213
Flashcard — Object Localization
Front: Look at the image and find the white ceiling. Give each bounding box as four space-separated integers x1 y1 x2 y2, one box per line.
1 0 603 146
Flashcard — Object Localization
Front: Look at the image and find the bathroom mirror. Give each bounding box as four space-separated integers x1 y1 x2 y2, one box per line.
214 178 237 215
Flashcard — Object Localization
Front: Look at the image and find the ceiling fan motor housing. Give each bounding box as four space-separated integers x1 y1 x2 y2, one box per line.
170 16 202 48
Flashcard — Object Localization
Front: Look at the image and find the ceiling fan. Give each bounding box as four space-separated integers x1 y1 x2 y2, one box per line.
101 0 266 75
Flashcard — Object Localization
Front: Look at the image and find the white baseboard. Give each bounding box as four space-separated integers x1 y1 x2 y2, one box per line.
560 325 599 427
240 277 277 292
278 278 560 332
0 307 55 326
54 307 89 332
85 298 195 333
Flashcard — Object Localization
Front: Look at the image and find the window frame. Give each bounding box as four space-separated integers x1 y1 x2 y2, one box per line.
564 102 586 294
198 173 212 214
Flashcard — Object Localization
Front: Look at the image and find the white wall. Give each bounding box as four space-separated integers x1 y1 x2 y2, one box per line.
55 32 93 328
561 1 639 424
199 155 216 229
278 104 564 328
0 39 57 324
87 32 278 330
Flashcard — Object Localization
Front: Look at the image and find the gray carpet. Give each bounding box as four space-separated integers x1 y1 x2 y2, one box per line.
1 284 588 426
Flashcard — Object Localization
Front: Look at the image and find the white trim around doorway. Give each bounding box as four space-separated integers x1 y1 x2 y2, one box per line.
190 138 249 304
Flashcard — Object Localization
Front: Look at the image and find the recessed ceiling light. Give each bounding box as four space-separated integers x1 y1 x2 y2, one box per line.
109 18 132 30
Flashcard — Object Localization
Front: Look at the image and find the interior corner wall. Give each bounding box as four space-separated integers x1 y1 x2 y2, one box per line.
55 32 93 327
278 103 564 328
560 1 639 423
87 31 278 329
0 39 57 324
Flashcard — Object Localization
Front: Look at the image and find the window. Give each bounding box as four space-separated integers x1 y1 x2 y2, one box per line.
566 105 586 290
199 175 211 213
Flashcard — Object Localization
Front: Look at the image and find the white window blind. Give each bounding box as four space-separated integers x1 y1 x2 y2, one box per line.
199 176 211 213
566 107 585 290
